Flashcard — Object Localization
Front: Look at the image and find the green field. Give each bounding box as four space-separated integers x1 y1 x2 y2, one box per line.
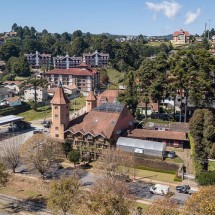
106 67 124 86
18 96 85 122
148 41 170 46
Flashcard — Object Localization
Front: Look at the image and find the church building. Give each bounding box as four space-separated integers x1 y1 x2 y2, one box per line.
50 85 134 159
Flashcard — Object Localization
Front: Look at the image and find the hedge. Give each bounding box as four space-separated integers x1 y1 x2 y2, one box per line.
197 171 215 185
135 157 179 172
135 166 176 175
174 176 183 182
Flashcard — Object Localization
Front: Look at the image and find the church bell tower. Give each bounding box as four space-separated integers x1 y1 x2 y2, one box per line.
50 83 70 140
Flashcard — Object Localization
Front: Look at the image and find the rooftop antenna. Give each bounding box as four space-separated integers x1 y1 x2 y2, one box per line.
205 23 207 38
208 19 211 40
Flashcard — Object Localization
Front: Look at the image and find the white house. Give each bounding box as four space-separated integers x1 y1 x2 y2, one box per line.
5 96 22 107
3 81 22 94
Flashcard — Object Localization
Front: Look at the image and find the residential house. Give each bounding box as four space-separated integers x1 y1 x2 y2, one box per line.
137 100 159 116
2 96 22 107
4 32 17 37
47 84 78 98
24 87 48 102
172 29 190 45
3 81 22 94
24 51 52 68
0 87 14 101
53 55 82 69
195 37 204 43
83 50 109 68
46 63 100 93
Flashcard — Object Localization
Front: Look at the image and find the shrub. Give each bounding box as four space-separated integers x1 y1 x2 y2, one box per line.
197 171 215 185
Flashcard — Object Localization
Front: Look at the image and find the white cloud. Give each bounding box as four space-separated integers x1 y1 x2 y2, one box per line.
184 8 201 25
145 1 181 19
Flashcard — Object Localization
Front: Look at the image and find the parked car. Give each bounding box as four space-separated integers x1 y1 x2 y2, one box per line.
176 185 191 194
150 184 169 195
33 129 44 134
168 151 176 159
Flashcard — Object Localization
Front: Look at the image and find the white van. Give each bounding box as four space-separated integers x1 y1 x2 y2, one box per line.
150 184 170 195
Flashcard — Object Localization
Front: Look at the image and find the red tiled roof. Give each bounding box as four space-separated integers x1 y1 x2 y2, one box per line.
173 29 190 37
127 129 188 141
68 105 134 139
47 68 96 76
6 96 20 102
50 85 70 105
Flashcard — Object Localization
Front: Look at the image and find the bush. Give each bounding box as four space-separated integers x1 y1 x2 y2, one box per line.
197 171 215 185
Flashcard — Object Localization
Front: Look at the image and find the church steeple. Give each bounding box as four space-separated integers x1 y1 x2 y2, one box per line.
86 91 96 112
50 85 70 140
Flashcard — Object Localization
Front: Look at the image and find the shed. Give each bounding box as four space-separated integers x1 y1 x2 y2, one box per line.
116 137 166 158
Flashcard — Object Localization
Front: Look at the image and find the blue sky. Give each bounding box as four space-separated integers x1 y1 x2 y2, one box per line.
0 0 214 36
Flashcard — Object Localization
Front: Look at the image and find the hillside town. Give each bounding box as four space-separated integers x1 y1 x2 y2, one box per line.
0 1 215 215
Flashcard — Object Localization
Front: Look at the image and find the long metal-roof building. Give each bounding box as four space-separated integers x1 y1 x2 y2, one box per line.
116 137 166 158
0 115 24 126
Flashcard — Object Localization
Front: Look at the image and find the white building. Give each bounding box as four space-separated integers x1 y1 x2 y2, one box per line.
24 87 48 102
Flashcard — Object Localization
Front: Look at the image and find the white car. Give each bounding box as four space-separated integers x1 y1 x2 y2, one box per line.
150 184 170 195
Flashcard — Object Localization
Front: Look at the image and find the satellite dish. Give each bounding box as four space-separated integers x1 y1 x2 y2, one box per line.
128 121 133 126
116 130 121 135
148 122 155 128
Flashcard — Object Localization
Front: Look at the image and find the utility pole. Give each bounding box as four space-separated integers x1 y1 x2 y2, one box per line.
208 19 211 40
205 23 207 38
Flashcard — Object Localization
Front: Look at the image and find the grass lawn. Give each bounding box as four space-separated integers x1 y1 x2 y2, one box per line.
18 96 86 122
147 41 170 46
106 67 124 86
165 156 183 164
0 174 49 202
136 202 150 213
133 168 176 183
208 161 215 171
90 161 176 183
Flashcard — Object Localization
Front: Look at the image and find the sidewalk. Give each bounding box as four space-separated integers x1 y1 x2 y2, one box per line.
134 176 199 191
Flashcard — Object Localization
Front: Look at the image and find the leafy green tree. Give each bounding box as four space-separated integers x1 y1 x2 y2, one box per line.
48 175 81 215
0 43 20 61
11 23 18 31
118 71 138 116
72 30 83 40
182 186 215 215
68 150 80 166
69 37 87 56
79 177 134 215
